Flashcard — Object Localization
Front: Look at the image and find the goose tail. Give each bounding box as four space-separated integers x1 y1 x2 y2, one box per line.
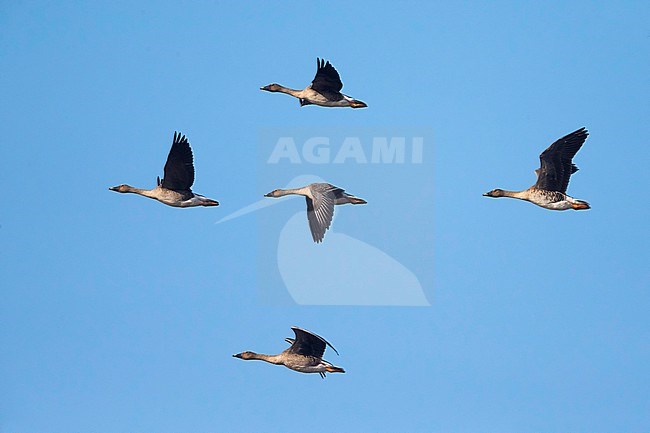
348 196 367 205
571 199 590 210
201 198 220 207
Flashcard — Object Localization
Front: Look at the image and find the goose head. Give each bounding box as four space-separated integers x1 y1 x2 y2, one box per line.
483 189 505 198
233 351 255 359
260 83 282 92
264 189 282 198
109 184 132 193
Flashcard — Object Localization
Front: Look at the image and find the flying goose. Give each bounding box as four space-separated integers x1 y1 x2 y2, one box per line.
233 327 345 379
260 58 367 108
109 132 219 208
215 175 429 305
484 127 591 210
264 182 367 243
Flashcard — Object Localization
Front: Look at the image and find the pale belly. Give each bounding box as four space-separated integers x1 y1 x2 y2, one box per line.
153 189 188 207
527 190 572 211
537 200 573 211
303 90 349 107
283 357 326 374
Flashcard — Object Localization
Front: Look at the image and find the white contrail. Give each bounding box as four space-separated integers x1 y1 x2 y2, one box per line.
215 174 323 225
215 198 279 224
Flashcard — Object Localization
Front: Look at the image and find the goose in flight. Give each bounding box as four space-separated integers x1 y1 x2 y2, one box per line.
109 132 219 207
483 127 590 210
264 182 367 243
215 175 429 306
233 326 345 379
260 58 367 108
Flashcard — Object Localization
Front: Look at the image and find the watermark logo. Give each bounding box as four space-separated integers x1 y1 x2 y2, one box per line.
267 136 424 164
218 127 434 306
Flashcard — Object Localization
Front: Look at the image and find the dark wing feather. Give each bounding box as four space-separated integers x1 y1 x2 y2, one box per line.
305 184 338 243
287 326 339 358
310 58 343 93
534 127 588 193
161 132 195 191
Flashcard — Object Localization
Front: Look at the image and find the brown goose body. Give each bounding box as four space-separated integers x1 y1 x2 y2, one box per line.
484 127 590 211
109 132 219 208
261 58 367 109
233 327 345 379
264 182 367 243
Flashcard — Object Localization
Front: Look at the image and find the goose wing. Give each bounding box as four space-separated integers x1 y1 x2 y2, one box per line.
310 58 343 93
287 326 339 358
534 127 588 193
161 132 195 191
305 183 340 243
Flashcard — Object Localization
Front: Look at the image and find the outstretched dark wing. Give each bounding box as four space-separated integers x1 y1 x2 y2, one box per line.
161 132 195 191
305 183 339 243
287 326 340 359
310 58 343 93
534 127 588 193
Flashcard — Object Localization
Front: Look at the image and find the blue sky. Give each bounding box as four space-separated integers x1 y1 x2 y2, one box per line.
1 1 649 432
